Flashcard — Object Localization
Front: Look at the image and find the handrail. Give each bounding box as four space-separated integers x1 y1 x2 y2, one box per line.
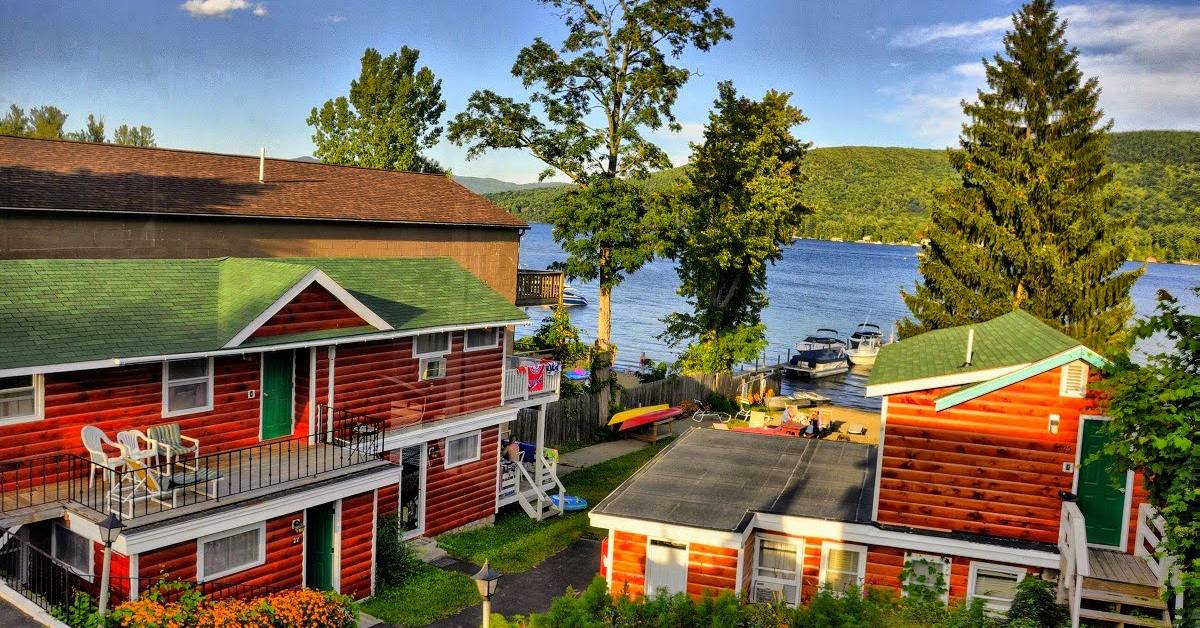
1135 503 1171 585
1058 501 1090 627
1061 502 1090 578
539 453 566 513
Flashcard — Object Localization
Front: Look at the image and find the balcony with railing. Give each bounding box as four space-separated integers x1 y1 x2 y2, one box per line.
503 356 561 408
0 406 389 529
515 270 564 307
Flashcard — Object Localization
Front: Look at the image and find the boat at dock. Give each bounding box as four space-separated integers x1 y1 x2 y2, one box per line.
846 322 884 366
784 329 850 378
561 285 588 307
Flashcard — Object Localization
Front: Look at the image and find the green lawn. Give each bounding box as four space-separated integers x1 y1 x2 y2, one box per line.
360 563 480 627
437 438 671 573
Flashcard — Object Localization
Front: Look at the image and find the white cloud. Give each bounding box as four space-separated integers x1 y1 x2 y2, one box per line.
322 15 347 24
181 0 248 18
880 3 1200 144
251 3 267 17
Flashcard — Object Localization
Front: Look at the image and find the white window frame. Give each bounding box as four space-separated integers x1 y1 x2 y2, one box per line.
419 356 448 381
644 538 690 597
818 542 868 597
161 357 215 418
52 523 93 581
196 522 266 582
464 327 500 352
0 374 44 426
967 561 1026 613
751 535 804 606
902 552 951 603
412 332 451 358
1059 362 1089 398
444 430 482 469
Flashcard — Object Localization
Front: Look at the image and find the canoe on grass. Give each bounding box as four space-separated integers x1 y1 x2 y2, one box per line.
607 403 668 426
619 407 683 431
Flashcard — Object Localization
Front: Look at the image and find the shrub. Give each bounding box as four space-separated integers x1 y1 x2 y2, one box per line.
1005 577 1069 628
375 512 421 589
109 582 355 628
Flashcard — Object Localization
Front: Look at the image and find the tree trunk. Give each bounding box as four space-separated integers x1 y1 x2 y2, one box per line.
595 284 613 426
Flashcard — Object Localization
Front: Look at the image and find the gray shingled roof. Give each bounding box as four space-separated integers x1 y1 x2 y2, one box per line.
593 429 876 531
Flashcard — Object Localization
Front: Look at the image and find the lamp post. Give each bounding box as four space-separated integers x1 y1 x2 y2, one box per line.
473 559 501 628
97 513 124 616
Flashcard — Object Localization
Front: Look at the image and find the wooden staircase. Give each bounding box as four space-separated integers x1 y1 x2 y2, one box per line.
1077 548 1169 627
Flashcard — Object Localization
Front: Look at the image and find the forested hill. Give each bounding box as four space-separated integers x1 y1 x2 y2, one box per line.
485 130 1200 262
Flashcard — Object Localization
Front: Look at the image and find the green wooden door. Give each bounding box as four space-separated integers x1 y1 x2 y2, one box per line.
1077 418 1126 547
305 502 336 590
260 351 293 440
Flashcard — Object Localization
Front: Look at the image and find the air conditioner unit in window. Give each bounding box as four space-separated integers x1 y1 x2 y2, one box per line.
752 581 785 604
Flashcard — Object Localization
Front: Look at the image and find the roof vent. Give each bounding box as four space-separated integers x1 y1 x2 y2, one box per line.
258 147 265 183
963 327 975 367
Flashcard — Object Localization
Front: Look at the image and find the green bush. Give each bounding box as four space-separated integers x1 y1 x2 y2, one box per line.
1005 577 1069 628
375 512 422 589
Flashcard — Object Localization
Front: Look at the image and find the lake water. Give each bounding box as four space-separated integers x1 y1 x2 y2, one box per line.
517 223 1200 410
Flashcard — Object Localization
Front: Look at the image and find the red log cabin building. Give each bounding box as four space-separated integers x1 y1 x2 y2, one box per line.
0 138 567 615
591 312 1175 627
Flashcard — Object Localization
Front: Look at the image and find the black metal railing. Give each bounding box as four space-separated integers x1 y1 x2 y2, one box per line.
515 269 564 307
1 406 386 522
0 531 291 617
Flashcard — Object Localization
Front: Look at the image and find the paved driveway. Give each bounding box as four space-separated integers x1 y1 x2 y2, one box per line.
0 597 42 628
425 538 601 627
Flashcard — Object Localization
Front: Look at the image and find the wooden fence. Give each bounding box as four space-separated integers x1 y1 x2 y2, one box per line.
510 371 771 446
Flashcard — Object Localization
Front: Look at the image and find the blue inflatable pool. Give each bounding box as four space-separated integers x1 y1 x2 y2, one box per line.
550 494 588 512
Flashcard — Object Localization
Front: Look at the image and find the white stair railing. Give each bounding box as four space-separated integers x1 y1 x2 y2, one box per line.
1058 502 1090 628
1135 503 1171 584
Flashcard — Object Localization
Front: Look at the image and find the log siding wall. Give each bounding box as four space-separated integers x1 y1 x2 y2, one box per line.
249 283 368 340
686 543 739 599
610 531 648 598
339 491 375 600
422 426 499 535
879 367 1097 544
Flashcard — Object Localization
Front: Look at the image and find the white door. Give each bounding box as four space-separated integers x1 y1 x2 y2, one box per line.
645 540 688 596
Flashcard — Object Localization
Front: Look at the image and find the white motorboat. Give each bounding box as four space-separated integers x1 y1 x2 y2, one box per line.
561 285 588 307
784 329 850 378
846 322 884 366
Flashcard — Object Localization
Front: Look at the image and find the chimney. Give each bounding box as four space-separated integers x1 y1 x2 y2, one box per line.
964 328 975 366
258 147 265 183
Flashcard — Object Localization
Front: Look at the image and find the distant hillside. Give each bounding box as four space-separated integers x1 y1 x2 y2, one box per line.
486 130 1200 262
453 176 568 195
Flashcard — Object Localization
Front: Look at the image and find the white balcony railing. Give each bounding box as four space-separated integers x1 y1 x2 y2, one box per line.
1057 501 1090 627
503 358 561 403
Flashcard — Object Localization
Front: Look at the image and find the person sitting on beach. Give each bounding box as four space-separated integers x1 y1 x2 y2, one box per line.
804 410 822 438
781 405 800 425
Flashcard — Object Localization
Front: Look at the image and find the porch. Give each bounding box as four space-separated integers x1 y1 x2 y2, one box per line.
0 406 389 530
1059 503 1176 627
503 356 562 408
515 269 564 307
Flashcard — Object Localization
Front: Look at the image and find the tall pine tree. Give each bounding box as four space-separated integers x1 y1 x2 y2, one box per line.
899 0 1141 353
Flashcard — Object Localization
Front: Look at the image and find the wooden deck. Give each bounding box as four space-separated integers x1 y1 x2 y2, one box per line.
1088 547 1160 587
1 441 389 529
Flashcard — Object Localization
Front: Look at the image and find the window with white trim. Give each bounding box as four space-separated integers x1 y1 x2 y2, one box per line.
198 523 265 581
902 552 951 602
465 328 499 351
445 431 481 468
413 332 450 358
968 562 1026 612
819 543 866 596
0 374 42 424
752 537 801 605
1060 362 1088 398
52 524 92 579
162 358 214 417
419 356 447 381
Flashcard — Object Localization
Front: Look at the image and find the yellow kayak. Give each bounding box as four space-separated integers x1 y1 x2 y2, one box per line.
608 404 669 426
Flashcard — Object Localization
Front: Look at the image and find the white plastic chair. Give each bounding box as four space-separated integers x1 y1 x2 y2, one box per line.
80 426 123 488
116 430 158 464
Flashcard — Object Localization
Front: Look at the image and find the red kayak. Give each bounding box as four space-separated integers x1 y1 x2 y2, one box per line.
618 407 683 431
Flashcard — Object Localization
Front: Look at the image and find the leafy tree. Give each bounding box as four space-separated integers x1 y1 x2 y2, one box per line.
899 0 1141 353
67 114 106 143
656 82 811 372
0 105 30 136
112 123 156 147
308 46 446 173
1099 287 1200 624
448 0 734 353
28 105 68 139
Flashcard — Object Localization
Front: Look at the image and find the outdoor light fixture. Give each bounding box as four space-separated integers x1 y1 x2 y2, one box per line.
473 559 501 628
97 513 124 616
427 442 441 461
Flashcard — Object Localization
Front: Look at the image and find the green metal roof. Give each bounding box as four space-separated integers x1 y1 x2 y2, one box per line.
868 310 1084 389
0 257 526 371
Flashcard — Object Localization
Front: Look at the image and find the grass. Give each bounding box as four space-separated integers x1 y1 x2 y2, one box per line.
360 563 480 627
437 438 672 573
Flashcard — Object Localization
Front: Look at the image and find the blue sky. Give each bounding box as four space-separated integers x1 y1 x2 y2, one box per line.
3 0 1198 182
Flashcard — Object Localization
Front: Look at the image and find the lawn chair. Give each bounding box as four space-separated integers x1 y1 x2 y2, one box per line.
748 411 771 429
116 430 159 464
109 456 222 519
734 382 753 422
146 423 199 471
80 426 123 488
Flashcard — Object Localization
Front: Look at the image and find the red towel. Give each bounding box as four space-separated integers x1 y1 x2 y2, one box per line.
526 363 545 392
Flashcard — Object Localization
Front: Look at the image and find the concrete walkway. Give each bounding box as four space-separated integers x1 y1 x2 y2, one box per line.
556 439 646 476
424 538 601 627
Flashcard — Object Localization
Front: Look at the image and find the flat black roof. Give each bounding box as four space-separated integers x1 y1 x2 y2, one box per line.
593 428 877 531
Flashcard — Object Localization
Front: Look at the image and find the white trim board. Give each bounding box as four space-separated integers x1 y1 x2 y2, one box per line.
864 364 1029 398
224 268 392 348
588 513 744 549
0 318 529 379
110 467 400 554
381 406 517 451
